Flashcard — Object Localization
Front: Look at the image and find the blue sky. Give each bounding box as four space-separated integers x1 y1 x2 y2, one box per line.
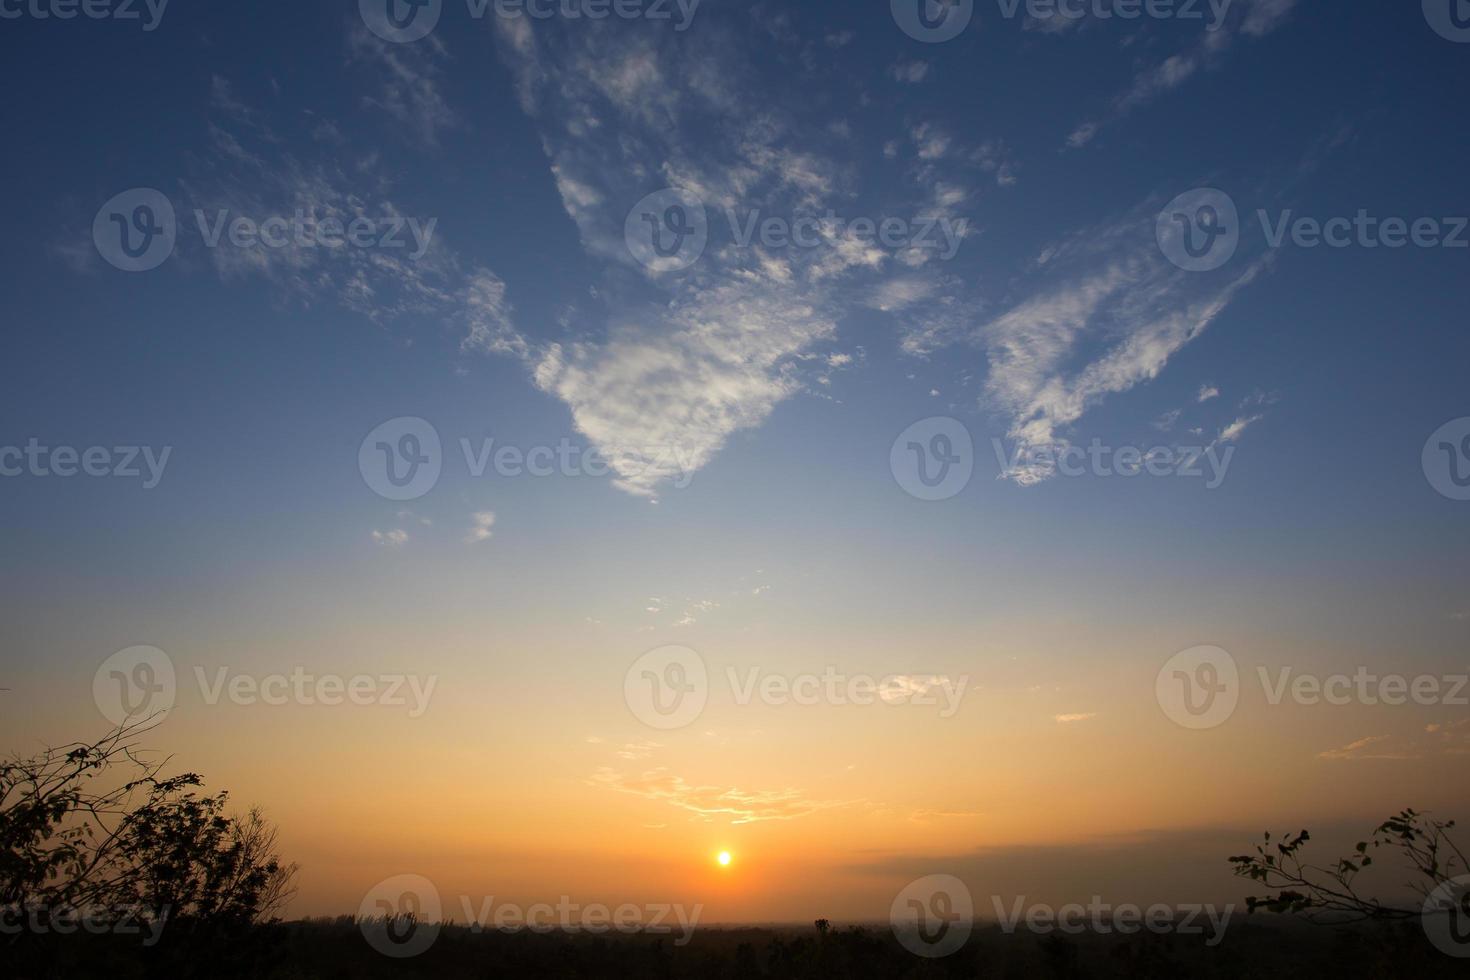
3 0 1465 619
2 0 1469 918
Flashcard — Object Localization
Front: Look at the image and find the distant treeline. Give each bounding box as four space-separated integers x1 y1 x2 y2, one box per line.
4 917 1461 979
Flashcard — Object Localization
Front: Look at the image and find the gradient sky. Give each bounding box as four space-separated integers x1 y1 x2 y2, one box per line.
2 0 1469 923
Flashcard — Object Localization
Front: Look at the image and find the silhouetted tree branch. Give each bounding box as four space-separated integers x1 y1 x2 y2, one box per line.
0 719 298 935
1228 808 1463 923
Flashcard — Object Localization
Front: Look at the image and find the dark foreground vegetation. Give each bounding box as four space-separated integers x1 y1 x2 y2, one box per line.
6 916 1469 979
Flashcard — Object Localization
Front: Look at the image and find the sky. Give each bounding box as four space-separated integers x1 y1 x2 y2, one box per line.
2 0 1470 928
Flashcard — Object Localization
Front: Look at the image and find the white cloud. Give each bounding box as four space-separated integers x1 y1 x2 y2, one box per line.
372 529 408 548
1217 415 1262 444
912 122 951 160
868 277 940 313
490 19 928 498
466 511 496 544
461 270 527 359
889 59 931 84
1198 384 1220 403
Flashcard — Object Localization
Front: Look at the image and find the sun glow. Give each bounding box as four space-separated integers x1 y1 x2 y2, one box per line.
717 851 732 867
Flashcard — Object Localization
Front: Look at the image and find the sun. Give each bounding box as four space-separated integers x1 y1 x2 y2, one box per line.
716 851 732 867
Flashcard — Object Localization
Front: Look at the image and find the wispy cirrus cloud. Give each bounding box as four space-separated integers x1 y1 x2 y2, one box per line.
590 767 861 824
894 195 1273 484
1320 720 1470 761
180 74 514 349
1065 0 1299 149
490 16 978 497
346 24 458 146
